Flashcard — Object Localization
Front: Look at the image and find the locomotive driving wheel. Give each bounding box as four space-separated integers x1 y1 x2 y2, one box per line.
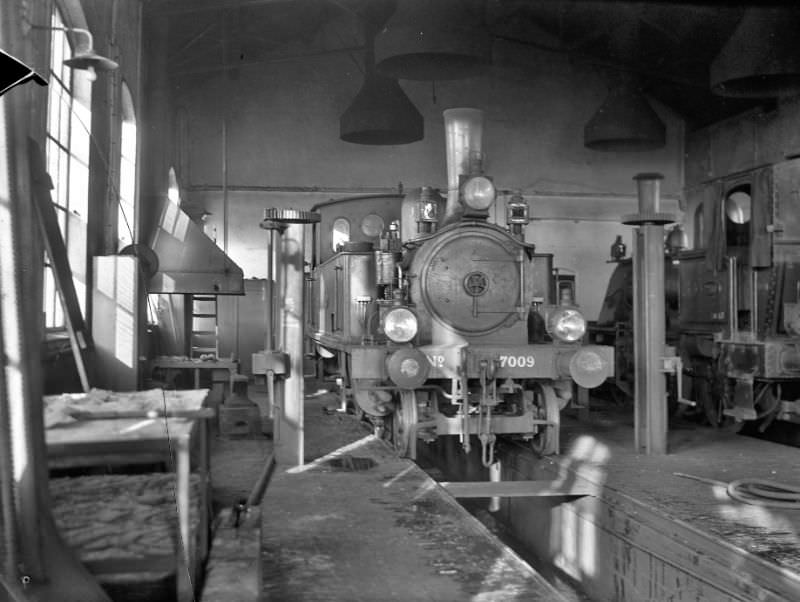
530 382 560 455
392 390 419 459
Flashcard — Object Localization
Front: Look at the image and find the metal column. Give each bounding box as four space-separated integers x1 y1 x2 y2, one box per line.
623 174 674 455
257 209 319 468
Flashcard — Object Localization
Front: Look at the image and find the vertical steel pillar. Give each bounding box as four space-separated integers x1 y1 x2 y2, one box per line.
277 222 306 467
623 174 674 455
259 209 319 468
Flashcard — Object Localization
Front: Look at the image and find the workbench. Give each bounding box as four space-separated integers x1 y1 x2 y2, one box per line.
45 388 212 602
151 356 238 391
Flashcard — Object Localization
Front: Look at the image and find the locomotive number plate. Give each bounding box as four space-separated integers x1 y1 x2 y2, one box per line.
498 355 535 368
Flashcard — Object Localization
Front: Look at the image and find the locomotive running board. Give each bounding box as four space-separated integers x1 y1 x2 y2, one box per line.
439 480 595 500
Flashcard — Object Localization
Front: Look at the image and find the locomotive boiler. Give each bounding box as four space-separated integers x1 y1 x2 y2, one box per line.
307 108 614 462
592 158 800 430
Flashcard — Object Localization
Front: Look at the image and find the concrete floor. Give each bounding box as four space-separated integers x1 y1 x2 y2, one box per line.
206 380 566 601
206 383 800 601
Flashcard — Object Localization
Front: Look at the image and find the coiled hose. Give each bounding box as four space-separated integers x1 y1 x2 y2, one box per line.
726 479 800 509
675 473 800 509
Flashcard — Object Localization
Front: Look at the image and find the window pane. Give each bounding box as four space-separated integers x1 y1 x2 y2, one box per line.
68 154 89 218
43 266 56 328
121 120 136 158
47 80 60 135
71 100 91 163
56 207 67 237
118 98 137 247
59 84 70 143
73 279 86 317
46 137 59 187
44 7 93 331
55 148 68 209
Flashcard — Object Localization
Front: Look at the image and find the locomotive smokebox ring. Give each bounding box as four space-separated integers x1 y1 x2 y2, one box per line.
386 347 430 389
463 271 489 296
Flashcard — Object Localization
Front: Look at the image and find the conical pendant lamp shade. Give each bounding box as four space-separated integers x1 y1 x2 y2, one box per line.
710 8 800 98
340 16 423 145
340 72 423 144
584 81 666 152
63 28 118 72
374 0 492 81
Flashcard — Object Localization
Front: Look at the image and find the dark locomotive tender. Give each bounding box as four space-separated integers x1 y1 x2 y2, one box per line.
307 108 614 462
592 158 800 430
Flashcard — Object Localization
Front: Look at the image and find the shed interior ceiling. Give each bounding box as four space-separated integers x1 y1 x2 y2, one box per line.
153 0 788 129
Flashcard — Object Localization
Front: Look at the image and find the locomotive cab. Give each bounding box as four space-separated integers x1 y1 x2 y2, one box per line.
673 159 800 427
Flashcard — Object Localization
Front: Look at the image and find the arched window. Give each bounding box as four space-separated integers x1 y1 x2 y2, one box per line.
118 82 137 248
43 6 93 329
724 185 751 249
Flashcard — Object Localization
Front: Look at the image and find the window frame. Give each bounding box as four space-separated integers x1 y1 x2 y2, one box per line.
43 6 93 332
117 81 137 249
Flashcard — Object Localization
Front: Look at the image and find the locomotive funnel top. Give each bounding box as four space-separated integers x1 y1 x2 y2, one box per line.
443 108 484 224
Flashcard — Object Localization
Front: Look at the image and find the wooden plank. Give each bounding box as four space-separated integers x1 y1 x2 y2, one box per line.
440 480 595 499
27 137 91 391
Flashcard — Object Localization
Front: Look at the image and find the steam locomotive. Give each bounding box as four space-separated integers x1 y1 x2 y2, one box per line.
592 158 800 431
306 108 614 462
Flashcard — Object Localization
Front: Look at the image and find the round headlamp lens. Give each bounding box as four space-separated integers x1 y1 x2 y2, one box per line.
462 176 496 210
548 307 586 342
383 307 418 343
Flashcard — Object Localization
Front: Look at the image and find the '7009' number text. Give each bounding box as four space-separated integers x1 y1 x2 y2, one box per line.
498 355 535 368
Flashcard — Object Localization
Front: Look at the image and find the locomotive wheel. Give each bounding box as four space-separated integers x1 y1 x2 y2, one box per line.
530 383 560 455
392 390 419 459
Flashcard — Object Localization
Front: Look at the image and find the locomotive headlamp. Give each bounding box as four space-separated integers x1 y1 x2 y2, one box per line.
547 307 586 342
383 307 418 343
461 175 496 211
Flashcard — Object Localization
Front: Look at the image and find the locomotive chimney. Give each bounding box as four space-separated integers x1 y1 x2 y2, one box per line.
442 108 484 225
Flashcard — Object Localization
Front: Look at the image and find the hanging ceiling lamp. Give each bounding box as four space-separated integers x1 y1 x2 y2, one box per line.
374 0 492 81
584 77 666 152
62 28 118 73
340 11 423 145
30 25 118 81
710 8 800 98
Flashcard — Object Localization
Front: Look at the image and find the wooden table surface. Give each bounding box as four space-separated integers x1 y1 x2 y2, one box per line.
44 388 211 602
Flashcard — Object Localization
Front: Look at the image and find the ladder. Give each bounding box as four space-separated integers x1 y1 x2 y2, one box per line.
190 294 219 358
